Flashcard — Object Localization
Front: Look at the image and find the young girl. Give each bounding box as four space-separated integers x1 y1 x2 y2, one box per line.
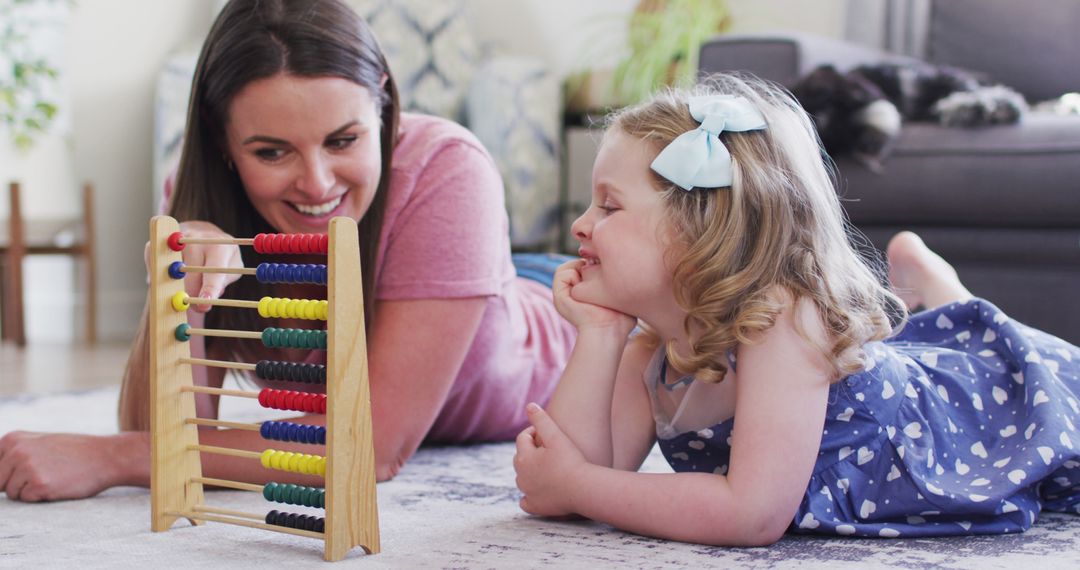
513 74 1080 545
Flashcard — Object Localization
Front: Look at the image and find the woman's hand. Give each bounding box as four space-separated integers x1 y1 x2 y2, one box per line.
513 403 588 517
0 431 148 502
144 221 244 312
552 259 636 336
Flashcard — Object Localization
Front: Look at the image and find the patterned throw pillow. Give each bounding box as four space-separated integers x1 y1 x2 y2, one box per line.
352 0 479 122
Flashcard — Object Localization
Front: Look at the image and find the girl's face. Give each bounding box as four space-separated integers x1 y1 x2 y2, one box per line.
570 129 679 318
224 73 382 234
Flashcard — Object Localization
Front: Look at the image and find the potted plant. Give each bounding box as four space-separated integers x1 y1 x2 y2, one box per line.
1 0 64 150
566 0 731 114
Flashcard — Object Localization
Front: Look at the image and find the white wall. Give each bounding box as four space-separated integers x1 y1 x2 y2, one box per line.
464 0 847 78
6 0 847 343
4 0 213 342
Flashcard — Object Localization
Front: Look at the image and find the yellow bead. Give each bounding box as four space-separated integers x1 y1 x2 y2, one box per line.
304 300 316 320
171 291 190 312
258 297 271 318
260 449 274 469
273 451 288 470
318 301 328 320
316 457 327 477
288 453 302 473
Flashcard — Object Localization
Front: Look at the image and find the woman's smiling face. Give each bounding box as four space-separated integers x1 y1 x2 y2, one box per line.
224 73 382 234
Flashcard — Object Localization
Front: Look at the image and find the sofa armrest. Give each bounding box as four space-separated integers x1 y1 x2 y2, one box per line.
698 32 917 88
467 55 561 250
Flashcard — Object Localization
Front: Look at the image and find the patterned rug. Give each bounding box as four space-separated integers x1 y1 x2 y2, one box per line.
2 387 1080 569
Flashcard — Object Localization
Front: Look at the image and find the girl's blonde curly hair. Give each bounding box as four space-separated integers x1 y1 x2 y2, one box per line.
608 73 905 382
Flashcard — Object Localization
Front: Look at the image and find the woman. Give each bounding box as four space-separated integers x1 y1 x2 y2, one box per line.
0 0 574 501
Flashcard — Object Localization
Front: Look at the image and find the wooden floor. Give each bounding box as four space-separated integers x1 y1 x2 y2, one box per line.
0 341 129 397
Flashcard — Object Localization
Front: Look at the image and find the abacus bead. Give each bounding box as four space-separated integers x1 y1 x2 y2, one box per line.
258 297 273 318
168 261 185 280
260 449 274 469
171 291 190 312
167 231 185 251
174 323 191 342
259 421 272 440
263 482 277 501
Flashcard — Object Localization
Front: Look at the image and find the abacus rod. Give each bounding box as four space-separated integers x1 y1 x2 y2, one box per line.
180 358 258 373
186 297 260 310
188 444 262 459
179 266 257 276
184 327 263 340
186 417 262 431
181 385 259 399
178 236 256 246
192 476 264 493
193 504 265 521
169 511 324 540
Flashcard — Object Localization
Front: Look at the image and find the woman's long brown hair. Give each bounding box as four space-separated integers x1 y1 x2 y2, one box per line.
174 0 398 343
121 0 399 429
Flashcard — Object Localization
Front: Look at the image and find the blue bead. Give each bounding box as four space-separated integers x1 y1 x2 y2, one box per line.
168 261 186 280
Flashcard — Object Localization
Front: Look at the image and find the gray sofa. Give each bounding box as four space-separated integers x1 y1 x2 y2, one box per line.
699 0 1080 344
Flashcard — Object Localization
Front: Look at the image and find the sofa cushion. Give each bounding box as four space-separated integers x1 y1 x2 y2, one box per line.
835 113 1080 227
928 0 1080 102
354 0 479 122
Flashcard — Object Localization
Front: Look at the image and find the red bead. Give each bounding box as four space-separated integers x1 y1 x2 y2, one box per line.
258 388 271 408
167 232 185 251
253 233 267 253
301 234 314 253
319 234 329 254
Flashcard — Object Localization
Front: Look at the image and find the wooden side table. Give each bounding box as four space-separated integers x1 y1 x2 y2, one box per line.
0 181 97 346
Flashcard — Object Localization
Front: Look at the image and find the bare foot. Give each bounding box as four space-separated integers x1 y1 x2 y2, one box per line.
886 231 972 311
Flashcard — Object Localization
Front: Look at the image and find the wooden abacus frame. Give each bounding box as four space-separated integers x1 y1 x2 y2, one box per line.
147 215 379 561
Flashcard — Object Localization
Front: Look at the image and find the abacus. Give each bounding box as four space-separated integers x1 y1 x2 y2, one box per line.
148 215 378 561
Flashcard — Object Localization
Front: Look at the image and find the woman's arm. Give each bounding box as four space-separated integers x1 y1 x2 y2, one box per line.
519 298 833 546
364 297 487 479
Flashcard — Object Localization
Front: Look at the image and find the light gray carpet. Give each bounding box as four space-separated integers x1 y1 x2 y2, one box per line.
3 386 1080 569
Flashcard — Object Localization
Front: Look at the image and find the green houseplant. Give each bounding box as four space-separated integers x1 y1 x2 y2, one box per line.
565 0 731 113
611 0 732 105
1 0 64 150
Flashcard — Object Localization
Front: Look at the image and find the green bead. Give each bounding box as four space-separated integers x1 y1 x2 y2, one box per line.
263 482 277 502
174 323 191 342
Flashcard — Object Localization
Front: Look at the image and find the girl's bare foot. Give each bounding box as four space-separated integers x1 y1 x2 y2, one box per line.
886 231 972 311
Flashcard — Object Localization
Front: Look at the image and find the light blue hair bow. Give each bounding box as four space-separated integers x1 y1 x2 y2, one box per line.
650 95 767 191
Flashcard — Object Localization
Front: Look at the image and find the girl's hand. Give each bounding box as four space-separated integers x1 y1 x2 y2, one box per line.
144 221 244 312
0 431 147 502
552 259 636 336
513 403 588 517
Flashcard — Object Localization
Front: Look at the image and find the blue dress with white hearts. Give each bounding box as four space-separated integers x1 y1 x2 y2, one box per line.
650 298 1080 537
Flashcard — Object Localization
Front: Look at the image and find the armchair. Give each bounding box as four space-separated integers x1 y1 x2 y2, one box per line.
153 0 561 251
699 0 1080 343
